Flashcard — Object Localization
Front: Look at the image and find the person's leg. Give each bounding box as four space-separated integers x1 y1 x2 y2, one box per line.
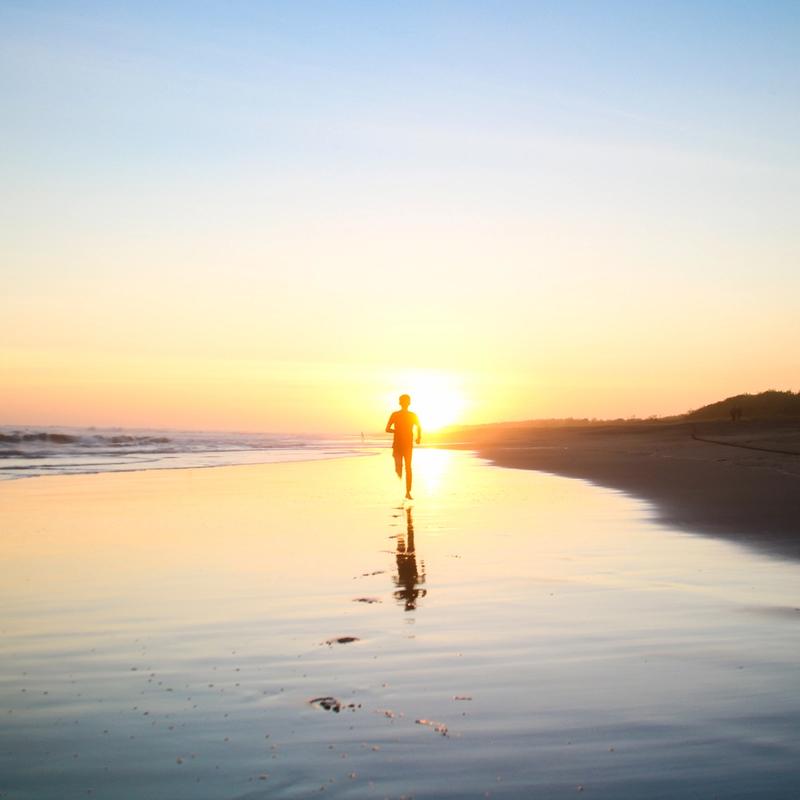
404 452 413 497
393 451 403 479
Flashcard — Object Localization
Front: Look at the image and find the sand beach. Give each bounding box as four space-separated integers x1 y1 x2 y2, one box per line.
2 450 800 798
444 420 800 561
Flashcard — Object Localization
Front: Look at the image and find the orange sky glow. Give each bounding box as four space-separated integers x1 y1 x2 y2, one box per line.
2 4 798 433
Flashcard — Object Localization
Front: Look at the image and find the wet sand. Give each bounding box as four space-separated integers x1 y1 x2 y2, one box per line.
462 421 800 561
2 451 800 798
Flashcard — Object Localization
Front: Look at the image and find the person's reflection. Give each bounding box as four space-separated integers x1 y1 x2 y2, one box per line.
394 507 427 611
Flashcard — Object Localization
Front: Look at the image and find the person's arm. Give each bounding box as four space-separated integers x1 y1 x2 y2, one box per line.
415 414 422 444
385 412 396 434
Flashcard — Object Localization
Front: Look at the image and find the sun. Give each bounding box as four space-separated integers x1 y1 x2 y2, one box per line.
386 371 467 432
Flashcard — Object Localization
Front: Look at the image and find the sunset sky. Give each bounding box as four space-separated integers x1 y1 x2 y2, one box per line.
2 1 798 433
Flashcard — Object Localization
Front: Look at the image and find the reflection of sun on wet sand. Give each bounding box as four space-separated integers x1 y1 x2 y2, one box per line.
393 507 426 611
3 451 800 798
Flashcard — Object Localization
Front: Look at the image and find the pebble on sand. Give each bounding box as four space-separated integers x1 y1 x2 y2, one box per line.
324 636 360 646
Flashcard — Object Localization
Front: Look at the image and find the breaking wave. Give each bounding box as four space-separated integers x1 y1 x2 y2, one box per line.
0 432 171 446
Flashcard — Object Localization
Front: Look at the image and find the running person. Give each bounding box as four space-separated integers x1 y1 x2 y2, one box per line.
385 394 421 499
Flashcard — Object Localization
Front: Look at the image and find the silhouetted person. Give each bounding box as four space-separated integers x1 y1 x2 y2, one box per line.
394 507 426 611
385 394 421 499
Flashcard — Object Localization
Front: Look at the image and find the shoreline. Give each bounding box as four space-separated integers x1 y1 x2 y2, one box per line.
0 447 379 483
451 420 800 562
5 423 800 563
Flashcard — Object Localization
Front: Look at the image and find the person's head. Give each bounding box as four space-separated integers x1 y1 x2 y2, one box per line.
399 394 411 410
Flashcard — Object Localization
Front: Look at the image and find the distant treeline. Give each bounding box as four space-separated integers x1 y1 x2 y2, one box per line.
684 390 800 421
434 389 800 439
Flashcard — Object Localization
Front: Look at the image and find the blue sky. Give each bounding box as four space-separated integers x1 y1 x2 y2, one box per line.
1 1 798 428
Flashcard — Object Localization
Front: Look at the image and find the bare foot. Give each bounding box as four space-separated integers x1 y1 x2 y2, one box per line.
405 492 413 500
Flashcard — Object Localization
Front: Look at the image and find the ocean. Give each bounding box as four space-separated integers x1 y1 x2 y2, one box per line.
0 426 375 480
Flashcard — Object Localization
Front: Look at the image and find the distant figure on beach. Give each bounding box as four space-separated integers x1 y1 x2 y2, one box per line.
385 394 422 499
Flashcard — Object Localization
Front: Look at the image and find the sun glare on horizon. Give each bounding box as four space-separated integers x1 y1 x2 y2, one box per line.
385 371 467 433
